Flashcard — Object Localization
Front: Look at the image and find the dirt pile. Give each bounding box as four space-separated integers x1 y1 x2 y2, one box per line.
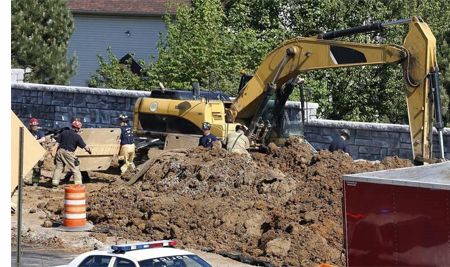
44 137 412 266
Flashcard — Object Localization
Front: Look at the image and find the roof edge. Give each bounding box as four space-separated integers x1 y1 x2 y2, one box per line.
71 10 175 17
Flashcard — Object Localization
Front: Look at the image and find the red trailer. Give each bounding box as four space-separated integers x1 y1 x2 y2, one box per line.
343 162 450 266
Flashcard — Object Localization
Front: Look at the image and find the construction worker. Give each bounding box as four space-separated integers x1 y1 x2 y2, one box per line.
329 129 351 155
24 118 46 186
118 114 135 174
225 125 250 154
199 122 217 148
52 120 91 186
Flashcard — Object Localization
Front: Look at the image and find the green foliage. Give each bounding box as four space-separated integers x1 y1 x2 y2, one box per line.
90 0 450 125
11 0 77 84
89 47 151 90
149 0 268 95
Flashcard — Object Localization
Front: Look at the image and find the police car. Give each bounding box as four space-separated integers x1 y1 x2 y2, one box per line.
58 240 212 267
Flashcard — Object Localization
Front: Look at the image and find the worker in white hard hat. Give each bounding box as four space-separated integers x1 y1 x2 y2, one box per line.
224 125 250 154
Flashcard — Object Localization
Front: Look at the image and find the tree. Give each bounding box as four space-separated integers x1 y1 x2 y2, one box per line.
11 0 77 84
148 0 259 95
89 47 151 90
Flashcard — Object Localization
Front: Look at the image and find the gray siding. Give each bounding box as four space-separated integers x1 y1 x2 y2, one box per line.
68 15 166 86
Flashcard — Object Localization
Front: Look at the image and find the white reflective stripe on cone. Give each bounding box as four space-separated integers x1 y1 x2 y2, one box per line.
64 213 86 219
64 199 86 205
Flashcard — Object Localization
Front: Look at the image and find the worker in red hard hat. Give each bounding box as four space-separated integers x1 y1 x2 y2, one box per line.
24 118 46 186
52 119 91 187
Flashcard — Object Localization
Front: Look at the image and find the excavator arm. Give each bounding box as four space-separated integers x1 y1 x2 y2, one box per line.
227 16 444 163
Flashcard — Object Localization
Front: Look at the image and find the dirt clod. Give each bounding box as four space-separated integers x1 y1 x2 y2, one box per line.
40 137 413 266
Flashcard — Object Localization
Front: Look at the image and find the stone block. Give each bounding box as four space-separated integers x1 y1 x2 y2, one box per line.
99 110 112 124
64 93 74 99
371 139 389 148
107 96 117 102
387 149 399 156
117 97 125 103
53 92 65 99
29 91 38 97
319 127 337 136
317 135 333 143
76 108 90 114
305 126 320 134
43 92 52 105
401 143 412 149
41 105 55 113
399 149 413 160
88 109 100 123
55 114 69 122
52 100 65 106
369 147 382 155
358 146 370 154
73 94 87 107
55 106 68 113
86 94 101 103
371 131 389 138
349 145 359 157
23 97 33 104
355 139 372 146
399 133 411 143
11 103 22 112
11 90 23 103
356 129 372 138
380 148 387 159
305 133 318 142
358 153 373 160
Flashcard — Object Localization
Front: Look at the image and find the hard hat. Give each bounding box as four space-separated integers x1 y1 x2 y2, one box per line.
72 120 83 129
339 129 350 139
119 114 129 122
235 125 247 134
202 122 211 130
29 118 39 126
71 116 81 123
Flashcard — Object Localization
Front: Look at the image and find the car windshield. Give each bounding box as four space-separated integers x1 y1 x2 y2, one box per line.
138 255 211 267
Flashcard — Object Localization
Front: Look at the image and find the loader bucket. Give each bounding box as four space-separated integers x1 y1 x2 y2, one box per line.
73 128 121 171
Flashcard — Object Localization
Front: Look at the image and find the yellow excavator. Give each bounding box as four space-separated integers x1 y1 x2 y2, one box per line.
130 16 445 183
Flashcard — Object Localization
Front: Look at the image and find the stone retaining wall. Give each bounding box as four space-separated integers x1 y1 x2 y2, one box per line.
304 119 450 160
11 82 450 161
11 83 152 129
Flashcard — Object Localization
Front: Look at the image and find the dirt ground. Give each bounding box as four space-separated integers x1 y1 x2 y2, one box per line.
11 137 413 267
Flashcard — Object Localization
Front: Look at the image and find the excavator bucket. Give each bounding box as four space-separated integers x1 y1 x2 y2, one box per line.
73 128 121 171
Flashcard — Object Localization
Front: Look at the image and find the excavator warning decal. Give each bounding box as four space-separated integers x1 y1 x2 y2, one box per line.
330 46 367 64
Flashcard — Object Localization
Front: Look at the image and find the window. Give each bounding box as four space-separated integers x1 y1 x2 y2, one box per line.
113 257 137 267
78 255 112 267
138 255 211 267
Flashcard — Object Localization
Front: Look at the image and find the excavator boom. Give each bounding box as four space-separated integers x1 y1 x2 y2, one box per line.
228 16 443 163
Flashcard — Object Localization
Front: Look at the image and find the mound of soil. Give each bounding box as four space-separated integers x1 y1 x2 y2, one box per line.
44 137 413 266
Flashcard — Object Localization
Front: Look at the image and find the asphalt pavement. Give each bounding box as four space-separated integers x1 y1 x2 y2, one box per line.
11 245 77 267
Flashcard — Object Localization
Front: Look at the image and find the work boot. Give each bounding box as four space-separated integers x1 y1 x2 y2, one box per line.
81 171 91 183
62 172 72 183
